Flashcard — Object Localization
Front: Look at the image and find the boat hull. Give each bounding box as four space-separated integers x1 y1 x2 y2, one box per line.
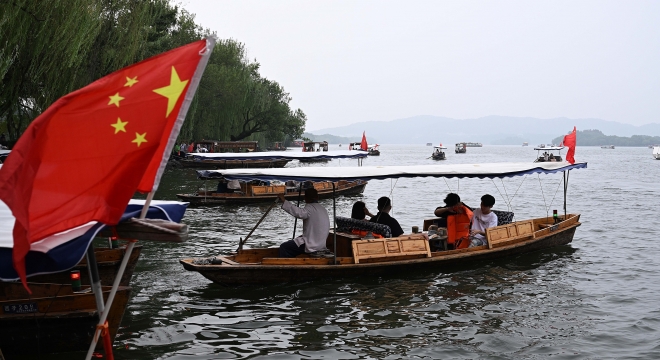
0 282 131 357
179 158 290 169
177 181 368 206
28 245 142 286
181 218 580 285
431 153 446 160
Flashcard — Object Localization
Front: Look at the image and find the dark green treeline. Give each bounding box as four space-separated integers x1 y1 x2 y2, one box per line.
0 0 305 146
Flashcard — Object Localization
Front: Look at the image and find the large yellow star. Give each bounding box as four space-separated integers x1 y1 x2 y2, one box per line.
124 76 138 87
132 132 147 147
111 118 128 134
108 93 124 107
153 67 189 118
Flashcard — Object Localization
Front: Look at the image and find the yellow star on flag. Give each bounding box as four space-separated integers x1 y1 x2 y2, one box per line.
132 132 147 147
111 118 128 134
124 76 138 87
153 66 189 118
108 93 124 107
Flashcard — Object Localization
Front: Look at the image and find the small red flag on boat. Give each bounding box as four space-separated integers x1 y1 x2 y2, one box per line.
561 126 577 164
0 38 214 288
360 132 368 151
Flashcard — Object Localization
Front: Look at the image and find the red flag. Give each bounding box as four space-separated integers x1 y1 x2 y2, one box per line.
0 38 215 287
562 126 577 164
360 131 368 151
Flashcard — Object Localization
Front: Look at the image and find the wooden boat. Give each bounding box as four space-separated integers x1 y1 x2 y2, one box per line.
534 145 564 162
182 214 580 285
177 179 368 206
28 245 142 286
368 144 380 156
180 161 587 285
601 145 615 149
179 156 289 169
0 282 131 357
431 145 447 160
455 142 467 153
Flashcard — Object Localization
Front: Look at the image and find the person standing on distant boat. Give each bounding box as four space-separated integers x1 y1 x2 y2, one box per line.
469 194 497 247
370 197 404 237
277 189 332 258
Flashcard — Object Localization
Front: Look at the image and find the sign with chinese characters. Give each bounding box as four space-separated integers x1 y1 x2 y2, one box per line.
2 302 38 314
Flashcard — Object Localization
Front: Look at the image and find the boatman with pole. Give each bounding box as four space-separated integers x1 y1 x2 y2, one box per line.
277 189 333 258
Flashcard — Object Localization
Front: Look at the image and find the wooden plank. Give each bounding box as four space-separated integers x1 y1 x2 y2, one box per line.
260 257 354 265
487 220 535 249
215 256 239 265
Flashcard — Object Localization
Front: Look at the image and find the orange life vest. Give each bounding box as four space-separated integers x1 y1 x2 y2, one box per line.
447 205 473 249
351 229 384 239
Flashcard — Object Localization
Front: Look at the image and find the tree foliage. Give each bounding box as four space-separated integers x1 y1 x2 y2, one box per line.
551 129 660 147
0 0 305 146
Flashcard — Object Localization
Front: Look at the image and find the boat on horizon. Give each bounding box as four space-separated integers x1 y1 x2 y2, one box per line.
653 146 660 160
523 142 529 146
455 142 467 153
465 142 483 147
601 145 615 149
180 162 587 286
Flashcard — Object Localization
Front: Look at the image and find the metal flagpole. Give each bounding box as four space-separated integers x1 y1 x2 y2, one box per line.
85 192 154 359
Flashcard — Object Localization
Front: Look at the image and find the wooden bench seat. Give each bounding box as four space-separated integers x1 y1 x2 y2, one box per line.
486 220 535 249
352 234 431 264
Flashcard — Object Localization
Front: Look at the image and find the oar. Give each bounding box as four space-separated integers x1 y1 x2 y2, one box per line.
236 198 279 252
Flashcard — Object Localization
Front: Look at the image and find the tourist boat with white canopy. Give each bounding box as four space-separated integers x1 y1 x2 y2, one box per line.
653 146 660 160
176 152 369 205
180 161 587 286
533 145 564 162
431 144 447 160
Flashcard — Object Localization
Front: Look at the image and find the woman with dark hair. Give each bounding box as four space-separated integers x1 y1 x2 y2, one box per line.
351 201 374 221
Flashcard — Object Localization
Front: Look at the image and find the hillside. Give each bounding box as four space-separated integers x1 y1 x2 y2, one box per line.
551 129 660 146
310 115 660 145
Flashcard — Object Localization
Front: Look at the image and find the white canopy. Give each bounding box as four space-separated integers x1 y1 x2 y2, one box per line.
201 161 587 182
534 146 564 151
188 150 367 161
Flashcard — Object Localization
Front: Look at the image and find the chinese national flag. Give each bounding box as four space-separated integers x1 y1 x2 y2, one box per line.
0 38 215 286
360 131 368 151
562 126 577 164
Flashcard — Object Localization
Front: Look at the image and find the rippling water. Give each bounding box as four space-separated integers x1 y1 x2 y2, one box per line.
103 145 659 359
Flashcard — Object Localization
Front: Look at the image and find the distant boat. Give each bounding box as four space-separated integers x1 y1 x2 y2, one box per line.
653 146 660 160
522 142 529 146
533 145 564 163
601 145 615 149
426 142 432 146
455 142 467 154
465 142 483 147
431 144 447 160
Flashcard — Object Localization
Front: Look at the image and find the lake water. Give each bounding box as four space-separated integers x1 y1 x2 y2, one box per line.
104 145 658 359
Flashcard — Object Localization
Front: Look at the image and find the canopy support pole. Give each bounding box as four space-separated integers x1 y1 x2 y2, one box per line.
86 191 155 360
291 183 303 240
563 170 570 220
332 182 337 265
85 241 104 313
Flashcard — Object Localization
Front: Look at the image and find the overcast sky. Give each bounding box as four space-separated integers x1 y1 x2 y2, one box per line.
180 0 660 131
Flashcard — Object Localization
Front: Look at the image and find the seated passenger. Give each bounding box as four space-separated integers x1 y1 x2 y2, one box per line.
370 197 404 237
350 201 382 238
351 201 374 221
434 193 473 249
469 194 498 247
276 189 332 258
549 153 556 162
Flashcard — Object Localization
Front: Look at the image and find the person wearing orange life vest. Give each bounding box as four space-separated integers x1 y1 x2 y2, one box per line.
434 193 473 249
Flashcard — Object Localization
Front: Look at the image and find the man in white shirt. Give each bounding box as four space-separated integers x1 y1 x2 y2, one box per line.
277 188 331 258
469 194 498 247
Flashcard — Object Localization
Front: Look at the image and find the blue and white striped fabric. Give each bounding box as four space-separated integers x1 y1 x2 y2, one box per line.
0 199 188 281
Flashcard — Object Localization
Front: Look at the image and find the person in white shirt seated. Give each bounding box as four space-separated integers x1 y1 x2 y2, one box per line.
277 188 332 258
469 194 498 247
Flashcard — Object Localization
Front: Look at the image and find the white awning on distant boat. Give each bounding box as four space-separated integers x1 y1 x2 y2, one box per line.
534 146 564 151
188 150 367 161
200 162 587 182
